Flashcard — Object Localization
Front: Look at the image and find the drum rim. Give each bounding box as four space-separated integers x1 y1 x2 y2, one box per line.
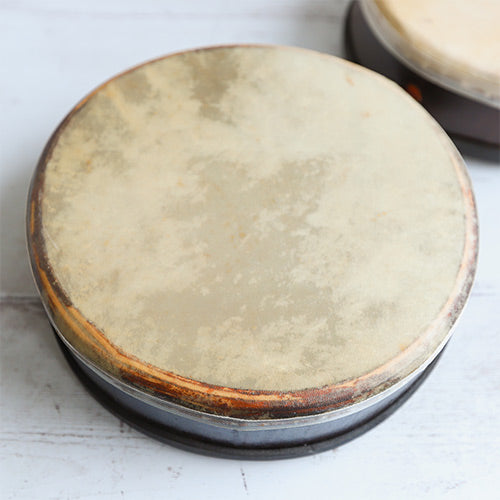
52 327 443 459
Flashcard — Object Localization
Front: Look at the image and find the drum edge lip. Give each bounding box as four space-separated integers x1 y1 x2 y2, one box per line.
47 312 451 431
53 328 443 460
25 43 479 420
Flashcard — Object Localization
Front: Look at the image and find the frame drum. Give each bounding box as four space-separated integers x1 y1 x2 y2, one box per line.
27 45 478 458
345 1 500 145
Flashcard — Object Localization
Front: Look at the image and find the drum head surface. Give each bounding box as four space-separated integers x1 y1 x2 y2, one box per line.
28 45 477 419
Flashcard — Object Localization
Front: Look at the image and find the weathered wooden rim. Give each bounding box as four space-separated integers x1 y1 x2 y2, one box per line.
26 44 478 419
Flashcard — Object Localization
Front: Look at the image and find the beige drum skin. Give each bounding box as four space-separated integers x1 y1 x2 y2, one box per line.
361 0 500 106
27 45 477 457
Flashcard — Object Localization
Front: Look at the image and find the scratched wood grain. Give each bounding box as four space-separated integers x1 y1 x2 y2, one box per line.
1 1 499 499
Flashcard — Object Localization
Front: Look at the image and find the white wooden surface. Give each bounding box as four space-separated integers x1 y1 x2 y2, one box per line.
1 1 499 498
